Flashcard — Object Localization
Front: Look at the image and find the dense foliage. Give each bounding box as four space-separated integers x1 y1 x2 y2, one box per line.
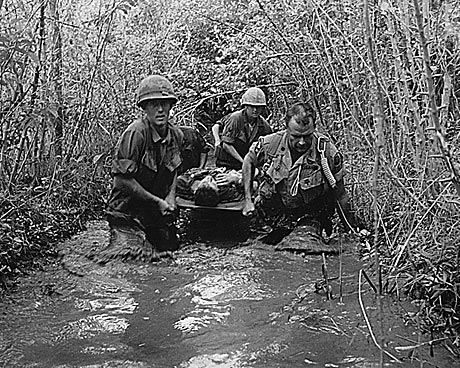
1 0 459 349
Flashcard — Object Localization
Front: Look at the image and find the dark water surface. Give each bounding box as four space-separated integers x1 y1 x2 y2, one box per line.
0 220 457 367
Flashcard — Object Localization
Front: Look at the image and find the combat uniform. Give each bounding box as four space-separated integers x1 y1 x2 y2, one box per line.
178 126 209 174
216 109 272 169
247 129 348 236
107 118 183 251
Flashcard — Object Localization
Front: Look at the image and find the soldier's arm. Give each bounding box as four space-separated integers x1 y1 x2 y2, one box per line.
242 141 263 216
113 175 174 215
165 171 178 211
212 123 221 148
242 155 256 216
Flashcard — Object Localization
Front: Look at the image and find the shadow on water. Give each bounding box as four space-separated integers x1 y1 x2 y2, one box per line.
0 220 458 367
179 208 251 245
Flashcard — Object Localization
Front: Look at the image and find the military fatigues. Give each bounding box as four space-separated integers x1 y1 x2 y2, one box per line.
107 118 183 251
216 109 272 169
178 126 209 174
247 130 347 235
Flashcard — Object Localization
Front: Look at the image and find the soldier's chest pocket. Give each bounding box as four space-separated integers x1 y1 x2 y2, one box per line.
141 149 159 173
141 146 181 173
298 164 325 191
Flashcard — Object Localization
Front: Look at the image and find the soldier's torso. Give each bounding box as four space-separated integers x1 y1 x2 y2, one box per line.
257 131 340 209
217 110 271 168
108 119 183 215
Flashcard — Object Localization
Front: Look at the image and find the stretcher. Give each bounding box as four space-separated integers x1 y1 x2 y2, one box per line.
176 197 245 211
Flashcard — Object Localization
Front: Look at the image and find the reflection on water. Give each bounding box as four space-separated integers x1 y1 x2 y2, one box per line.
59 314 130 340
173 252 274 335
75 296 138 313
0 221 457 368
179 351 244 368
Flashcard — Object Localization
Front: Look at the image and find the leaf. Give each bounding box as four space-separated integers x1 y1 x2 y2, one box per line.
92 153 105 165
27 51 39 65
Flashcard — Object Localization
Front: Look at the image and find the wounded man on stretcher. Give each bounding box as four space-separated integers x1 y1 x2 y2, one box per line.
176 167 244 207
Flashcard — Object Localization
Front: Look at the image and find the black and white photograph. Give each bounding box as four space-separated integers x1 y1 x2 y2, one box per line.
1 0 459 366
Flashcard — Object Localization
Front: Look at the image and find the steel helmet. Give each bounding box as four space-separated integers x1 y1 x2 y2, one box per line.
136 75 178 107
240 87 266 106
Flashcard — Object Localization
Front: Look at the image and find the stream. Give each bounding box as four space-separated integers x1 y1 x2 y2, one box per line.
0 218 457 368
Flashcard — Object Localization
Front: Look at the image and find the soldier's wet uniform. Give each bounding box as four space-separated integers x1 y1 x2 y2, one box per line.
247 130 351 246
107 118 183 252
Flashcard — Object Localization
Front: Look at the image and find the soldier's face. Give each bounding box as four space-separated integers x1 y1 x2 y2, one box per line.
144 99 173 128
287 117 314 154
245 105 264 120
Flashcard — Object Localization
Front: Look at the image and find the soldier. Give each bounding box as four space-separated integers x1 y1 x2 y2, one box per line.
178 125 209 174
106 75 183 258
242 101 356 247
215 87 272 170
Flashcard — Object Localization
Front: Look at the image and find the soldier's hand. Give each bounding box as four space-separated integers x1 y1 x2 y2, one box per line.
165 194 177 212
216 171 241 187
214 140 221 154
158 199 175 216
242 200 256 217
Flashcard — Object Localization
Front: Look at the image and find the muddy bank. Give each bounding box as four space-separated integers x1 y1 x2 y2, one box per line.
0 220 457 367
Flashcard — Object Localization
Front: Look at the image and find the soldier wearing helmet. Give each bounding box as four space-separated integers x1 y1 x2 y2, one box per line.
106 75 184 259
241 101 359 250
214 87 272 170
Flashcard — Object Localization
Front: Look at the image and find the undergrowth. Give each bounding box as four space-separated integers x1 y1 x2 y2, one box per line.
0 177 107 287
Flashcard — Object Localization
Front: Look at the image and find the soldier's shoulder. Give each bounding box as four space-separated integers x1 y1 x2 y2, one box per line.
227 109 245 122
169 123 184 140
122 118 148 137
127 117 145 130
262 130 285 142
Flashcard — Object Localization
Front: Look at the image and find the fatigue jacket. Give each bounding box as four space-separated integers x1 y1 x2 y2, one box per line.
248 130 344 209
216 109 272 169
107 117 183 217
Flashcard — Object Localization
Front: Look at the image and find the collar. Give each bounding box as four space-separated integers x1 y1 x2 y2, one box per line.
145 118 172 144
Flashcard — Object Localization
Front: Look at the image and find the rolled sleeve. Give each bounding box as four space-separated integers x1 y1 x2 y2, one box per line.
111 128 145 176
221 119 240 145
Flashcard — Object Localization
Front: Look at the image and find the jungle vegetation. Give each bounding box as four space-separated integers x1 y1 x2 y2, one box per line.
1 0 460 354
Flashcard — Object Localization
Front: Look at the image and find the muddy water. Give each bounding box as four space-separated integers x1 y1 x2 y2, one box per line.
0 220 457 367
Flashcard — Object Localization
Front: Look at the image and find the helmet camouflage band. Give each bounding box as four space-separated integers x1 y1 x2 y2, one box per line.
136 75 178 107
241 87 266 106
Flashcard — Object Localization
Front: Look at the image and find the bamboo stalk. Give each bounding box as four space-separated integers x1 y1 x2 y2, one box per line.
412 0 460 195
363 0 386 365
358 270 401 363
